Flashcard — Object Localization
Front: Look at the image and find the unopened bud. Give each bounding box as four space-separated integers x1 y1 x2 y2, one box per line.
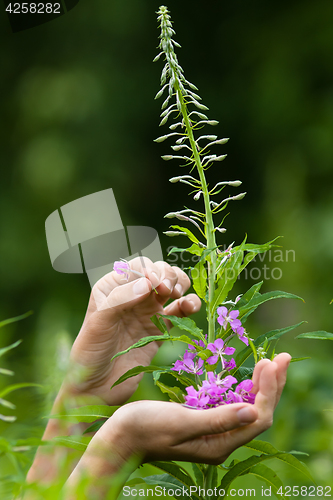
193 191 202 201
215 227 227 233
154 135 168 143
161 155 173 161
164 231 187 237
212 154 227 162
215 138 229 145
231 192 247 201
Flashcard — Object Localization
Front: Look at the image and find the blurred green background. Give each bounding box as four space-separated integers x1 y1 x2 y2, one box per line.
1 0 333 491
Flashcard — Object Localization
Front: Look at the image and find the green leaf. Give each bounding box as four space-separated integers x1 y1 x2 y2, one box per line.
170 225 200 244
218 448 313 500
0 340 22 358
161 315 206 343
0 383 42 399
199 247 218 263
110 334 171 361
245 463 285 498
153 369 195 389
213 242 246 309
141 474 191 499
156 381 185 403
234 323 305 373
191 261 207 300
83 420 106 434
52 435 91 452
150 314 169 334
0 311 33 330
151 461 197 489
191 463 204 487
111 365 168 389
168 244 203 257
296 331 333 341
48 405 119 423
243 440 314 482
236 282 263 308
239 290 304 324
290 357 311 363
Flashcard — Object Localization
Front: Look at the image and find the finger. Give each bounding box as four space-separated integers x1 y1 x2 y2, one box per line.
272 352 291 409
95 257 162 299
153 262 179 299
222 362 278 449
164 294 201 318
175 402 258 442
154 264 192 305
251 359 271 394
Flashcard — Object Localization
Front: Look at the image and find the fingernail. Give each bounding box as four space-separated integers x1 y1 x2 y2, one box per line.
133 278 150 295
237 407 256 425
175 284 183 296
188 299 198 312
162 279 172 292
149 271 160 288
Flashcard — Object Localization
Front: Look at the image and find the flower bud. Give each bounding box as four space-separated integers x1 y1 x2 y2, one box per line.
161 155 173 161
153 52 163 63
169 122 183 130
212 154 227 162
193 191 202 200
231 192 247 201
215 227 227 233
164 231 187 236
215 138 229 145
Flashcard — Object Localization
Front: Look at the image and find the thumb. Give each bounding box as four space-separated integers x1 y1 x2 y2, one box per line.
181 403 258 440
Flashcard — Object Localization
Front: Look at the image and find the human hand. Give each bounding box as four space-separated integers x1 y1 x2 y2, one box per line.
70 352 290 480
65 257 201 405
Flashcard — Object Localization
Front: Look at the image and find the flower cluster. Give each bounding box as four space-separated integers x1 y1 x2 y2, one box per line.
170 303 255 409
185 372 255 409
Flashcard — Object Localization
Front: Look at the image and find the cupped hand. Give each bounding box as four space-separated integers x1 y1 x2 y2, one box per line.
70 353 291 481
66 257 201 405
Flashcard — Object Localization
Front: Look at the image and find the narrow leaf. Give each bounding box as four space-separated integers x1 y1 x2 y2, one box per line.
156 381 185 403
296 331 333 341
150 314 169 334
191 261 207 300
48 405 119 423
170 225 200 244
111 365 168 389
161 315 206 342
52 435 91 452
0 311 33 330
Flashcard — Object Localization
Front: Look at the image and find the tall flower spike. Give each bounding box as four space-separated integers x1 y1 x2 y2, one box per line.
155 5 234 343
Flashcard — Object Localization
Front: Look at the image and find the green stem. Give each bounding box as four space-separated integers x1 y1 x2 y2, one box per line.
175 85 217 344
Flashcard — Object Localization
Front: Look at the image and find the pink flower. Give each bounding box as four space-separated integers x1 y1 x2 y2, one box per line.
113 260 130 280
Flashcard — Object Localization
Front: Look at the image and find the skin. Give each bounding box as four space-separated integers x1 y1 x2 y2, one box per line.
67 256 202 404
26 257 291 499
65 354 291 498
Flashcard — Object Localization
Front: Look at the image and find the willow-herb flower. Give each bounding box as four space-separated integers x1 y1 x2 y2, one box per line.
217 306 241 331
113 260 130 280
227 380 255 405
171 350 204 375
206 338 236 367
